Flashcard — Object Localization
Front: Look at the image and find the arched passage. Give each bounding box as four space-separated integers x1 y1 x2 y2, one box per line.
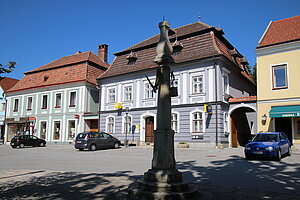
229 105 256 147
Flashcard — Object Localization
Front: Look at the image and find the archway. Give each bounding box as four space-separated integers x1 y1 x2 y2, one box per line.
229 105 256 147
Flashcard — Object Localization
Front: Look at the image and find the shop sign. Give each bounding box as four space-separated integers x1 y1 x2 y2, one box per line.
74 114 80 119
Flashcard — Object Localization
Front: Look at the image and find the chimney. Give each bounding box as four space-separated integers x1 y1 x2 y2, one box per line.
98 44 108 63
76 51 82 54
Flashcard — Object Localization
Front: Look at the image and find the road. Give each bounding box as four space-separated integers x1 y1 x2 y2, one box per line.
0 144 299 199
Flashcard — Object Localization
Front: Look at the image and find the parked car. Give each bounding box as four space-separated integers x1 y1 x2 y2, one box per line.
74 132 121 151
244 132 291 161
10 135 47 148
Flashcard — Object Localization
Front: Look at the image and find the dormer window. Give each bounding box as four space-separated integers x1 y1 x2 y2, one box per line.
172 40 183 56
44 75 49 81
126 52 138 65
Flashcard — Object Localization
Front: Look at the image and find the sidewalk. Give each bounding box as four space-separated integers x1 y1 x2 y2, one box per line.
1 169 299 200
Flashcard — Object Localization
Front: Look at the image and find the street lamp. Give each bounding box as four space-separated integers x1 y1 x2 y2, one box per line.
125 107 129 147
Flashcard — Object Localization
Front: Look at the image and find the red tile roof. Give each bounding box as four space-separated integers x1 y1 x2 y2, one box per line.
228 96 257 103
100 21 253 83
258 15 300 48
0 77 19 92
7 51 108 93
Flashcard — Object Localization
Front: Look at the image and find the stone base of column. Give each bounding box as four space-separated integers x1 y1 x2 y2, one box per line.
128 169 199 200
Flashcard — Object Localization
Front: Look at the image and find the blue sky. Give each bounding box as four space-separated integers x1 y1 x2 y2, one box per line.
1 0 299 80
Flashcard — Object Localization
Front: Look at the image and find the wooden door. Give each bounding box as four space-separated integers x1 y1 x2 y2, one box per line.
231 118 238 148
145 117 154 143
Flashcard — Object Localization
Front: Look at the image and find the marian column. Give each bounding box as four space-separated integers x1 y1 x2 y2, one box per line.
129 20 198 200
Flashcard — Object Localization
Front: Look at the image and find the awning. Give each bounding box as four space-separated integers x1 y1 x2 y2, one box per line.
269 105 300 118
83 115 98 120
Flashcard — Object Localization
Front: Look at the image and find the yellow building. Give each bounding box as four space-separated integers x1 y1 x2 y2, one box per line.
256 15 300 145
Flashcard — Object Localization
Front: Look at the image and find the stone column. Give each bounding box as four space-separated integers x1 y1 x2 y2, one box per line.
128 20 198 200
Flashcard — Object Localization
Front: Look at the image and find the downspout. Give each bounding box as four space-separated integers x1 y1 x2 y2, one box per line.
96 80 102 133
214 56 218 148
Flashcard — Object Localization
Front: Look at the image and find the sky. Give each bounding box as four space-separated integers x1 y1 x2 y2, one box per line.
1 0 299 80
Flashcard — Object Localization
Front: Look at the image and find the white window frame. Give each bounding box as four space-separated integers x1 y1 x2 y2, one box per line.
52 120 62 141
66 119 76 141
55 93 62 108
271 63 288 90
27 96 33 111
108 87 116 103
69 91 77 107
190 110 205 134
39 120 48 140
122 114 133 134
41 94 48 109
223 74 229 94
145 83 155 99
106 115 115 134
123 85 133 102
171 111 180 133
13 98 20 112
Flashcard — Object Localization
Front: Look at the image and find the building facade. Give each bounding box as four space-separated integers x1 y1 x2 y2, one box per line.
256 15 300 145
0 77 19 143
98 21 256 147
4 46 108 144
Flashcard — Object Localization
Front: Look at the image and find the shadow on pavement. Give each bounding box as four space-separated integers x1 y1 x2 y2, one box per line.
178 155 300 196
1 156 299 200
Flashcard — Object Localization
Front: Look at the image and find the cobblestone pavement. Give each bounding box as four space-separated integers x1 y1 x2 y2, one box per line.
0 144 299 199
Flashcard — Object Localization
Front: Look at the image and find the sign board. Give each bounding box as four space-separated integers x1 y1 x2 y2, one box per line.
74 114 80 119
114 103 123 109
204 104 212 114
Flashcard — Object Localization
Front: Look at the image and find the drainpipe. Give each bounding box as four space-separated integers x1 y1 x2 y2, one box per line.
214 57 218 148
96 80 102 133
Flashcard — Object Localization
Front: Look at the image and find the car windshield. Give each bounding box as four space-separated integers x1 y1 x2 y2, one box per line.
253 134 278 142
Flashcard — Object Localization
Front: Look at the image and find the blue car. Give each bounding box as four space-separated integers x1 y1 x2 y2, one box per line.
244 132 291 161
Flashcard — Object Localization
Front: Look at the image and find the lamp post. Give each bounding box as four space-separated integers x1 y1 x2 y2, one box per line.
125 107 129 147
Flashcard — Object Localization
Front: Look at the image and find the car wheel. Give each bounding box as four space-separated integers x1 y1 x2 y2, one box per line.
89 144 97 151
11 146 17 149
287 147 292 156
276 149 282 161
39 142 45 147
114 142 120 149
245 154 252 160
19 143 25 148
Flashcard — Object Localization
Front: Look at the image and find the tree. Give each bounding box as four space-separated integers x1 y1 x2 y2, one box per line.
0 61 16 80
251 64 257 85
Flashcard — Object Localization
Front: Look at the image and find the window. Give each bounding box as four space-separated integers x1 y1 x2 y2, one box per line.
124 115 132 134
223 75 229 94
124 86 132 101
53 121 61 140
272 64 287 89
107 117 114 134
13 99 19 112
108 88 116 103
192 112 203 133
42 95 48 109
145 83 154 99
67 120 76 140
27 97 33 111
69 92 76 107
171 113 178 133
192 76 203 94
55 93 62 108
40 121 47 140
1 102 6 112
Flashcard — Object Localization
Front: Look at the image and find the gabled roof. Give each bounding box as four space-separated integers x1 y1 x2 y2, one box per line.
0 77 19 92
99 21 253 83
8 51 108 93
25 51 109 74
257 15 300 48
